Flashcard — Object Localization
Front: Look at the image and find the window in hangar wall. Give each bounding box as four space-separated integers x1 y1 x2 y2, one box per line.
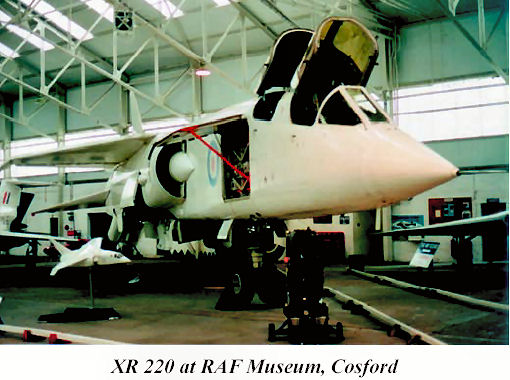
10 137 58 177
393 76 508 141
63 128 120 174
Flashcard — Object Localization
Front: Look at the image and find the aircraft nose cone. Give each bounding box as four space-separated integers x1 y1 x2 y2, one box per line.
120 256 131 264
371 135 458 203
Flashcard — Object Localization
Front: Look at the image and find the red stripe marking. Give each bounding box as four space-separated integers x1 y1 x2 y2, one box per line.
184 126 251 186
2 192 7 204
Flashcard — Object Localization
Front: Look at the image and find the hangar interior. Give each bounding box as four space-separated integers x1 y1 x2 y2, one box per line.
0 0 508 345
1 0 507 264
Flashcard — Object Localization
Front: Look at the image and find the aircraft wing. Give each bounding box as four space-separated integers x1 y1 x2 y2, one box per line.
376 211 509 237
3 179 57 187
50 256 88 276
0 134 155 170
31 189 109 215
0 230 78 242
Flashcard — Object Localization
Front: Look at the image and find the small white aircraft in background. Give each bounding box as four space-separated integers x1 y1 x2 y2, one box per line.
1 17 458 307
49 238 131 276
0 180 76 254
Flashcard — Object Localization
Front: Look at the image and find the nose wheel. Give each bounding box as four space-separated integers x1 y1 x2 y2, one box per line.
215 219 286 310
215 260 256 310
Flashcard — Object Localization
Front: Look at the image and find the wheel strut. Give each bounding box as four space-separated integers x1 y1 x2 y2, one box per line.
268 229 344 344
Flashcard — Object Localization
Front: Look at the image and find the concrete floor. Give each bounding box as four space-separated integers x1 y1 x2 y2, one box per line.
0 261 508 345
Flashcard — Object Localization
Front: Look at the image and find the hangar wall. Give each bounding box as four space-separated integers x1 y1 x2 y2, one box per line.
396 9 508 85
387 9 509 264
3 9 507 264
391 134 509 263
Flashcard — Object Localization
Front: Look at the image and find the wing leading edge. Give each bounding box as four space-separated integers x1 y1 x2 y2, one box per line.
31 189 109 215
0 134 155 170
0 230 78 242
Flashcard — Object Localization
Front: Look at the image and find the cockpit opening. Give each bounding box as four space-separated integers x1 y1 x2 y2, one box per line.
290 18 378 126
253 29 314 121
319 90 360 126
345 88 388 122
318 87 389 126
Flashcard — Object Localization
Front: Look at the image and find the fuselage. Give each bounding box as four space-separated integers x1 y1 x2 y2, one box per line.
132 86 458 221
112 17 459 223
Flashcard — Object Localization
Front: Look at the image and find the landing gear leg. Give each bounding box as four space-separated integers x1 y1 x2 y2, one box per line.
0 296 4 325
451 236 473 270
215 219 286 310
269 229 344 344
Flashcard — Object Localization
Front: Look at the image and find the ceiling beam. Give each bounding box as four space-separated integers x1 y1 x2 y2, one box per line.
258 0 300 28
434 0 508 84
231 1 278 39
107 0 252 95
4 0 129 83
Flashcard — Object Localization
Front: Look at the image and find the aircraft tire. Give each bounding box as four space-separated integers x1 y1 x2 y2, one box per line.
257 266 287 308
268 323 276 342
215 263 256 310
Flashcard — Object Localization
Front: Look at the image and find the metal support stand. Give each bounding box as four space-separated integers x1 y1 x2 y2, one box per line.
0 296 4 325
89 267 95 309
25 239 38 270
38 266 121 323
268 229 344 344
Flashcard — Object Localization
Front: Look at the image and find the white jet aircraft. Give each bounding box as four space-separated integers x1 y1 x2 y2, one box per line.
49 238 131 276
1 18 458 306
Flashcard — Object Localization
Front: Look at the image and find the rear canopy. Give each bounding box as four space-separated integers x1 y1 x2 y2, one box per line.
291 18 379 126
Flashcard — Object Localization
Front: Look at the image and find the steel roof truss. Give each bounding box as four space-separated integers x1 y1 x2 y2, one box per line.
434 0 508 84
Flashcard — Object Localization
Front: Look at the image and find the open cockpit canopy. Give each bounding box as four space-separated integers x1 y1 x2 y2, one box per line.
253 29 314 121
253 17 378 125
291 17 379 125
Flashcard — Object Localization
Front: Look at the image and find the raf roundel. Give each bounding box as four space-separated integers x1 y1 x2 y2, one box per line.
207 140 220 187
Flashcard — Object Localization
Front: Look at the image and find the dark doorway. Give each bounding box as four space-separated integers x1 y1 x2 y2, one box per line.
88 213 112 239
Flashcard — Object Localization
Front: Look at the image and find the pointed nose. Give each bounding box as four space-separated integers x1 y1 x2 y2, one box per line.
370 134 458 203
119 256 131 264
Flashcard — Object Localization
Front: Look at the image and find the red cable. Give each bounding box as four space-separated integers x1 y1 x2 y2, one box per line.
184 127 251 186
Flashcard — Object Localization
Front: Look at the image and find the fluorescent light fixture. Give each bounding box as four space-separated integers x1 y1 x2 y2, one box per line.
143 0 184 18
20 0 93 41
212 0 231 6
0 41 19 58
79 0 114 23
0 10 54 51
195 68 211 77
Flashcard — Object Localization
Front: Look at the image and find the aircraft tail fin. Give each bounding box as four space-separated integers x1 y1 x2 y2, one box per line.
10 192 34 231
50 239 73 256
0 180 21 206
0 180 22 231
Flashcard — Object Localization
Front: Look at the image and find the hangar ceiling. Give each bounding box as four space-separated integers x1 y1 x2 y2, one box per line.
0 0 507 139
367 0 505 24
0 0 387 96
